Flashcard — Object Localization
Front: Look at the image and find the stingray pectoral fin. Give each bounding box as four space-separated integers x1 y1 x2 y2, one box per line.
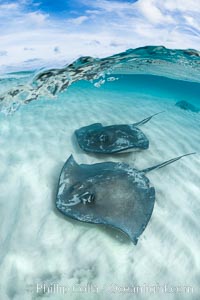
64 155 79 169
119 223 146 245
108 223 139 245
132 111 165 127
75 123 103 135
59 155 81 184
129 234 139 245
141 152 196 174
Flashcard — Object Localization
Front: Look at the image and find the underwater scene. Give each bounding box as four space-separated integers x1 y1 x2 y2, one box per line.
0 46 200 299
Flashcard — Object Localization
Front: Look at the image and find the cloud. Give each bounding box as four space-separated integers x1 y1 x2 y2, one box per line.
23 58 41 62
67 16 89 26
137 0 174 23
0 1 49 29
0 0 200 72
24 47 35 51
27 11 49 25
0 50 7 56
0 3 19 10
81 0 200 47
54 46 60 53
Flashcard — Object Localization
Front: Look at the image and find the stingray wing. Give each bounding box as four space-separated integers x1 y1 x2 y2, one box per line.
56 156 155 244
75 123 149 153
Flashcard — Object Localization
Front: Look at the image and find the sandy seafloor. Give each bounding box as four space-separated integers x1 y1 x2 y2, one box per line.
0 75 200 300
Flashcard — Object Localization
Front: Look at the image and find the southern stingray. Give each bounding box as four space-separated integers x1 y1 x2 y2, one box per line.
175 101 199 113
56 153 195 244
75 112 164 154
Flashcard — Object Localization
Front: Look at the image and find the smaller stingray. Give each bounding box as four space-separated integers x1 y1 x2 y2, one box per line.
175 101 199 113
56 152 195 244
75 111 164 154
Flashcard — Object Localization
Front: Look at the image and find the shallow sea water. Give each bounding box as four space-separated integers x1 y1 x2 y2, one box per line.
0 47 200 300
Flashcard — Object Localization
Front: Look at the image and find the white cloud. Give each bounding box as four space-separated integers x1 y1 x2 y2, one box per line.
136 0 174 24
0 0 200 72
0 1 49 27
0 3 19 10
27 11 49 25
67 15 89 26
162 0 200 12
0 50 7 56
85 9 102 15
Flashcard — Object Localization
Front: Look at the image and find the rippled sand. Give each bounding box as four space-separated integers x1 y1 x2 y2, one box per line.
0 81 199 300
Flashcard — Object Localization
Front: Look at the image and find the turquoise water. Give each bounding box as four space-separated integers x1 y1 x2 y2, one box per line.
0 46 200 300
0 45 200 113
70 74 200 104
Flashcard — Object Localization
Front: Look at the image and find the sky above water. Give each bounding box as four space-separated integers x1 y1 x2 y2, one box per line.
0 0 200 71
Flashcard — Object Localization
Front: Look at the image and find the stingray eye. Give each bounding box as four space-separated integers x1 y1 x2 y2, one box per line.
99 134 108 143
80 192 95 204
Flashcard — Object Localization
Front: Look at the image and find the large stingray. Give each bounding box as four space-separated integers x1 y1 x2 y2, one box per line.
75 112 164 154
56 153 194 244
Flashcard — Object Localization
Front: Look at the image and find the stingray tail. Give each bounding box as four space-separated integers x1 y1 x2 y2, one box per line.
133 111 165 127
141 152 196 174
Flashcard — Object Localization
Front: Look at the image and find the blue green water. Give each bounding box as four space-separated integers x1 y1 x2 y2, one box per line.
0 46 200 300
0 45 200 114
71 74 200 105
